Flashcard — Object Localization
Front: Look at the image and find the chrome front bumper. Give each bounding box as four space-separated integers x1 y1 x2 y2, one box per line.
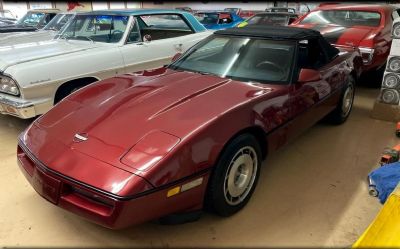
0 95 37 119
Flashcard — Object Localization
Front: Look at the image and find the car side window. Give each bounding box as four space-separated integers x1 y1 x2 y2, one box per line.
126 18 141 44
297 39 327 69
137 14 194 41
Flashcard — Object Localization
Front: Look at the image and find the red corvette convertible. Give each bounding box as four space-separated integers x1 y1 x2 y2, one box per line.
17 26 362 229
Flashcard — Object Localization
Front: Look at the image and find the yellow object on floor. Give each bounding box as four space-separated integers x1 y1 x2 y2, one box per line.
353 183 400 247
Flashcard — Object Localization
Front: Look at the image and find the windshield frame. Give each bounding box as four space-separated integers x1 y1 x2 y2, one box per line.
169 34 298 85
43 13 74 31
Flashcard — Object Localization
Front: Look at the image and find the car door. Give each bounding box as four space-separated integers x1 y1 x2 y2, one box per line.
119 14 206 73
285 38 343 142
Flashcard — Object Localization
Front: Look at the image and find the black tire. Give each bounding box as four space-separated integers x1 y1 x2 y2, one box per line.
326 74 355 124
205 133 262 217
54 85 82 104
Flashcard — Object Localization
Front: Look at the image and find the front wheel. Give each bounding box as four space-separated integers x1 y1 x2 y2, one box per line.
205 134 262 216
326 75 355 124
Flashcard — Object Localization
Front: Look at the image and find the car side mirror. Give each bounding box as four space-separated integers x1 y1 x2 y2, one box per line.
171 52 182 62
143 34 152 43
298 68 321 83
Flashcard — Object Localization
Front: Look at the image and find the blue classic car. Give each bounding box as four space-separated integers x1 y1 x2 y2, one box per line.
195 11 244 30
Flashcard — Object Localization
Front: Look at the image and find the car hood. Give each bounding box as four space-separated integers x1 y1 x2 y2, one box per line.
35 68 268 172
0 30 56 45
0 40 109 71
295 23 375 47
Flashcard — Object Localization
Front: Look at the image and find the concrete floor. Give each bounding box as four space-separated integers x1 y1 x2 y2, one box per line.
0 86 397 247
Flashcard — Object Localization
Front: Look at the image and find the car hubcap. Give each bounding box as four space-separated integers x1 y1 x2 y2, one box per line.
342 82 354 117
224 146 258 205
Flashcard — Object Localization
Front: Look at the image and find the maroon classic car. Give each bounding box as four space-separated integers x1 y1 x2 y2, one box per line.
291 4 398 73
17 26 362 229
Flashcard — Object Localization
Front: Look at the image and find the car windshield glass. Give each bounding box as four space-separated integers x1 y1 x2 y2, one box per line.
247 14 289 25
44 13 73 31
17 12 45 26
170 35 295 83
59 14 129 43
300 10 381 27
268 8 295 13
196 13 219 24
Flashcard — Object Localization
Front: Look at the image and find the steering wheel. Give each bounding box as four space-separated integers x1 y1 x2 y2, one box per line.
110 30 124 41
255 60 286 75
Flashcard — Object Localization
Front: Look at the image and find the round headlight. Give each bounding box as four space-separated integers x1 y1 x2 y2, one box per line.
381 89 400 105
383 74 400 89
388 57 400 72
0 75 19 96
393 23 400 38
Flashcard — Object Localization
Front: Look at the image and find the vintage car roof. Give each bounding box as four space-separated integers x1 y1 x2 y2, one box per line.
215 25 321 40
76 9 191 16
196 11 234 15
317 4 396 12
74 9 207 32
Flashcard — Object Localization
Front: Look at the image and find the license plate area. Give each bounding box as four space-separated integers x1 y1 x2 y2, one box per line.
32 168 61 204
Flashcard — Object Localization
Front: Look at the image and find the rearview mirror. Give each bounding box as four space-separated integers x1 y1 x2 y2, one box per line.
298 68 322 83
171 52 182 62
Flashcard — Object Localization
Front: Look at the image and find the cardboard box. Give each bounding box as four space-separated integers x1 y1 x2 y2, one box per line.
371 100 400 122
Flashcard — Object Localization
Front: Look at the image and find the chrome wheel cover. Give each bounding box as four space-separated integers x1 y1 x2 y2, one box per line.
342 82 354 117
223 146 258 206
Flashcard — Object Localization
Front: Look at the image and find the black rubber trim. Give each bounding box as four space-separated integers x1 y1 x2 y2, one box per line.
18 137 212 201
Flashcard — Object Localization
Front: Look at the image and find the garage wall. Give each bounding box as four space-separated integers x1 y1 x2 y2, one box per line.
2 1 27 19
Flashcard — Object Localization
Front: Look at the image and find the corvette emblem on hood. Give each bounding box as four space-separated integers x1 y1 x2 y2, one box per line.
74 133 88 142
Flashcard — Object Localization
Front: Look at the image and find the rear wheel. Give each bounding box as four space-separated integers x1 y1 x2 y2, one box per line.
326 75 355 124
205 134 262 216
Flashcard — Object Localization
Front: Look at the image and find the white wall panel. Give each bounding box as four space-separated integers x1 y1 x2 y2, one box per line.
29 1 52 9
127 2 142 9
92 2 108 10
109 2 125 9
2 1 27 19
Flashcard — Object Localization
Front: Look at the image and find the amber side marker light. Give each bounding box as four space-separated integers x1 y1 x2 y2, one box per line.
167 177 203 197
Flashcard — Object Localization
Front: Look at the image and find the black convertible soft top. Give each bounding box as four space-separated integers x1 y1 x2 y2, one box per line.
215 25 340 60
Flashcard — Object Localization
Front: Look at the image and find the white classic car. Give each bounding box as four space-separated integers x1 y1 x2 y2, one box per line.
0 9 212 119
0 12 75 46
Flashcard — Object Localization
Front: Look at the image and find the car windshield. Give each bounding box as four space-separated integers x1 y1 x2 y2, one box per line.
247 14 289 25
268 8 295 13
43 13 74 31
17 12 45 26
170 35 295 83
196 13 219 24
59 14 129 43
300 10 381 27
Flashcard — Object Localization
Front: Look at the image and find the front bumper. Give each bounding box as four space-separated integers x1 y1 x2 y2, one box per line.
0 94 52 119
17 142 209 229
